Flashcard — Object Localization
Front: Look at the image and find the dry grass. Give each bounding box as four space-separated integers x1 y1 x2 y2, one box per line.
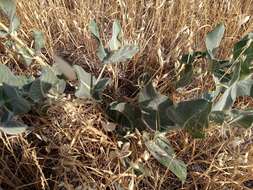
1 0 253 189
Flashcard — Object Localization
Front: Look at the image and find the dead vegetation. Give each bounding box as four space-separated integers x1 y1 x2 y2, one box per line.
1 0 253 189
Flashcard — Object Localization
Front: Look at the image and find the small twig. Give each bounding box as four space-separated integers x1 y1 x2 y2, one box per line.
96 64 107 83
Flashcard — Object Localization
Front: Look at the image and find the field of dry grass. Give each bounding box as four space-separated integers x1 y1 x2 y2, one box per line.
1 0 253 189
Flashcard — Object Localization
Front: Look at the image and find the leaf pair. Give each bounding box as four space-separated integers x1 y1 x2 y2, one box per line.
74 65 110 101
89 20 139 65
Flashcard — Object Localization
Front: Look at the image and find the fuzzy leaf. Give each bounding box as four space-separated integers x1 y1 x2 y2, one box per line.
103 45 139 64
2 84 31 114
212 78 253 112
229 109 253 128
73 65 94 99
33 30 45 53
0 120 28 135
0 0 20 33
10 15 20 33
205 23 225 59
40 66 66 93
16 46 33 66
0 0 16 18
167 99 212 138
0 64 29 87
92 78 110 100
0 30 8 37
29 79 51 102
143 132 187 182
177 51 207 88
232 33 253 79
108 101 143 130
109 20 122 51
89 20 108 61
138 77 174 131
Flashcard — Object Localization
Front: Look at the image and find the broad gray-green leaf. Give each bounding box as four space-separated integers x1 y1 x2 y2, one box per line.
167 99 212 138
0 30 8 37
73 65 95 99
92 78 110 100
232 33 253 79
10 15 20 33
138 77 174 131
0 0 16 20
205 23 225 59
40 66 66 93
89 20 108 61
0 64 29 87
29 79 51 102
16 46 33 66
109 20 122 51
108 101 143 130
143 132 187 182
212 78 253 112
177 51 207 88
229 109 253 128
2 84 31 114
33 30 45 54
103 45 139 64
0 0 20 33
0 120 28 135
40 67 57 83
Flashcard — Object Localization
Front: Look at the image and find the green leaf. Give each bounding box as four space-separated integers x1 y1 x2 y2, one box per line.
181 51 207 65
209 111 226 124
143 132 187 182
167 99 212 138
39 66 66 94
0 30 8 37
92 78 110 100
211 59 232 84
138 76 174 131
0 120 28 135
177 51 207 88
2 84 31 114
29 79 51 102
10 15 20 33
232 33 253 79
108 101 143 130
33 30 45 54
73 65 94 99
176 64 193 88
0 0 20 33
0 64 29 87
212 78 253 112
205 23 225 59
103 45 139 64
89 20 108 61
16 46 33 66
109 20 122 51
229 109 253 128
0 0 16 20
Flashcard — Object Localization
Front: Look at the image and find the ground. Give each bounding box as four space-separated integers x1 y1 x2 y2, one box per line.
1 0 253 189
